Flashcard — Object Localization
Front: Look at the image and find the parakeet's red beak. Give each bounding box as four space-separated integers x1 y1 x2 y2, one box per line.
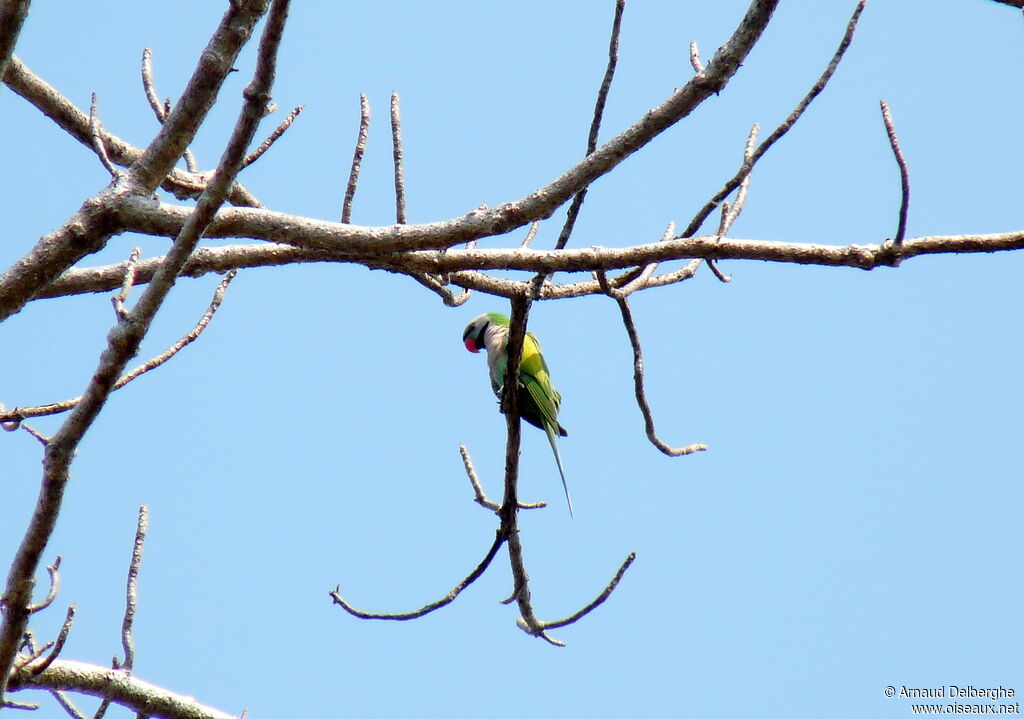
464 338 481 353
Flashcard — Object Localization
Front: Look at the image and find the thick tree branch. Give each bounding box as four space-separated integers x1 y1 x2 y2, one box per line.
0 0 271 322
0 0 30 83
9 660 238 719
124 2 272 193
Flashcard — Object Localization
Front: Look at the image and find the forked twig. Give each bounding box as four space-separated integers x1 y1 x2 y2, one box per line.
390 92 407 224
141 47 199 172
341 93 371 224
329 530 507 620
879 99 910 250
28 605 75 677
460 444 546 512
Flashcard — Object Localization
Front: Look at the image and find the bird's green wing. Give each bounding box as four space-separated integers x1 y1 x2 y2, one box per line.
519 332 562 430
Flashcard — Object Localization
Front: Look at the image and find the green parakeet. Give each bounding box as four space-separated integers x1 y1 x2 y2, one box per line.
462 312 572 516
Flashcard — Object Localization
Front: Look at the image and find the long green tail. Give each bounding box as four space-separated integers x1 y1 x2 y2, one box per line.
543 422 573 518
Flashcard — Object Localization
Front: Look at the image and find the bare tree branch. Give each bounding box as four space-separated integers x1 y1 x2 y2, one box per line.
26 605 75 677
538 552 636 631
0 0 272 323
329 530 507 620
2 57 257 206
0 0 285 702
459 444 546 512
549 0 626 255
0 0 30 80
390 92 407 224
141 48 199 173
241 104 303 168
2 271 237 424
341 93 370 224
879 99 910 249
25 557 61 615
89 94 120 179
110 248 141 320
119 506 148 673
601 286 707 456
9 660 240 719
680 0 865 239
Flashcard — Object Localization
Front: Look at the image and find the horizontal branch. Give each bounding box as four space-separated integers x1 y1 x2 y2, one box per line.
9 660 237 719
396 231 1024 273
30 228 1024 305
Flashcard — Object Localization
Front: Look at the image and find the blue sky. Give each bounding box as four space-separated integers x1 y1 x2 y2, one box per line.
2 1 1021 717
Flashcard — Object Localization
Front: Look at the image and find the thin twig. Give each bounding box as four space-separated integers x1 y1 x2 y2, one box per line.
879 99 910 249
330 530 507 620
241 104 304 168
111 248 141 320
390 92 407 224
408 272 470 307
341 93 370 223
607 291 707 457
89 94 119 178
0 699 38 710
49 690 87 719
141 48 167 122
119 506 148 673
29 605 75 677
707 123 759 282
6 271 237 422
680 0 865 238
540 552 636 630
27 556 62 614
20 424 49 446
520 220 541 248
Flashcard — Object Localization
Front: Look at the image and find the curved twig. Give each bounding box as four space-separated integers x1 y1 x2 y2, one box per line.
600 284 707 456
329 530 507 620
540 552 636 631
26 556 62 614
879 99 910 250
28 605 75 677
